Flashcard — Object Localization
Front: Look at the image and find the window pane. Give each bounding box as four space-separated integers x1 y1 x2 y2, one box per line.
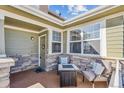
83 23 100 40
52 31 61 41
52 43 61 53
70 30 81 41
70 42 81 53
83 40 100 55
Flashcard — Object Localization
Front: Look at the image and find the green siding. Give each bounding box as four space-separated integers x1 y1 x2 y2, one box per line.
63 31 67 53
106 16 124 57
5 29 38 55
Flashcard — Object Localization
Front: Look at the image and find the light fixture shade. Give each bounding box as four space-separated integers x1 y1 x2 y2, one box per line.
31 36 34 40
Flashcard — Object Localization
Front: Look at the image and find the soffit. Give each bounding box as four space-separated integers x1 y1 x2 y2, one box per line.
0 5 63 29
5 17 45 31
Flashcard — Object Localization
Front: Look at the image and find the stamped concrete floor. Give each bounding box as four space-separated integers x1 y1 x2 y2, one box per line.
10 70 107 88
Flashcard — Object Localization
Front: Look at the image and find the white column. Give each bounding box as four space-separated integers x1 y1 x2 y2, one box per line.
66 30 70 54
100 20 107 57
0 13 6 57
113 60 120 87
48 28 52 54
0 58 15 88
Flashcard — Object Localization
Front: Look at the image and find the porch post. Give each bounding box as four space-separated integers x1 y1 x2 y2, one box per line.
0 14 6 57
48 28 52 54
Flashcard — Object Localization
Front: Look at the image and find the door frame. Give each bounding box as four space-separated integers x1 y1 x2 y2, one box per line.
38 34 47 67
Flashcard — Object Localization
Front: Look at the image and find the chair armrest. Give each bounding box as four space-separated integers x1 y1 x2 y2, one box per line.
102 73 112 78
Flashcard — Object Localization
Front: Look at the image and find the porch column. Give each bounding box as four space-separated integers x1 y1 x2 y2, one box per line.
0 14 6 57
0 58 15 88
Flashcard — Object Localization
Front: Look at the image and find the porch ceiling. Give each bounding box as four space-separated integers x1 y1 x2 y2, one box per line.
5 17 45 32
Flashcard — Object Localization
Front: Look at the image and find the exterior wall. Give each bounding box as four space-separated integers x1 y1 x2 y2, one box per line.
63 31 67 53
106 16 124 57
5 29 39 73
45 54 59 71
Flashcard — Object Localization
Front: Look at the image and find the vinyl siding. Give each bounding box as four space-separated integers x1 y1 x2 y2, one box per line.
5 29 38 55
63 31 67 53
106 16 124 57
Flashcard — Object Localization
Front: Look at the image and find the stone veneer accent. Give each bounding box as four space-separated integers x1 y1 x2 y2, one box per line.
0 58 15 88
45 54 116 71
8 54 39 73
45 54 60 71
8 53 117 73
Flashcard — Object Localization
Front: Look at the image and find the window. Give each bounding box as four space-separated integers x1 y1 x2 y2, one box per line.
52 31 61 41
83 23 100 55
52 43 61 53
70 29 81 41
83 24 100 40
70 30 81 53
52 31 61 53
83 40 100 54
70 42 81 53
69 23 101 55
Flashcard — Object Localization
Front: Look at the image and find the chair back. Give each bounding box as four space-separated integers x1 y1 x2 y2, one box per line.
102 61 112 75
58 54 71 64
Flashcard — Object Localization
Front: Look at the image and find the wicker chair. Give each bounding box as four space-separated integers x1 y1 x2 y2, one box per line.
56 54 72 74
81 61 112 88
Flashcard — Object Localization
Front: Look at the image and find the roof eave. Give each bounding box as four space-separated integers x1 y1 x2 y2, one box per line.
63 5 120 26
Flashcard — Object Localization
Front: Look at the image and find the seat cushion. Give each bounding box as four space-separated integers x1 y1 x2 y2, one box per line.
94 63 105 76
83 71 96 81
91 62 97 72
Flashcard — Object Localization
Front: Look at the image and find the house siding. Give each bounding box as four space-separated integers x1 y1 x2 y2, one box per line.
106 16 124 57
63 31 67 53
5 29 39 73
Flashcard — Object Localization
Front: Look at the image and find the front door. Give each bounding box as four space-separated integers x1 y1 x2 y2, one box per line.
40 35 46 70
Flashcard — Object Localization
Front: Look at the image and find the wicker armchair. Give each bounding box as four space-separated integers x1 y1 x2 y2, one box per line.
56 54 72 74
81 61 112 88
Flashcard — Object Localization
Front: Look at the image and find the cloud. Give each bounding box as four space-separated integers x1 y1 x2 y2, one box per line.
67 5 88 15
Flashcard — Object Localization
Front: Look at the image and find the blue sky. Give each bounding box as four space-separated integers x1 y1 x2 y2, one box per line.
49 5 99 20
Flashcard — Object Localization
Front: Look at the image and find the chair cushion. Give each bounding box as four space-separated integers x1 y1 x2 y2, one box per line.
83 71 96 81
59 57 69 64
91 62 97 72
94 63 105 76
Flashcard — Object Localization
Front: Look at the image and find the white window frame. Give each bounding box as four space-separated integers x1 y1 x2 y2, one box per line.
69 29 82 54
68 21 104 57
51 30 62 54
82 22 101 56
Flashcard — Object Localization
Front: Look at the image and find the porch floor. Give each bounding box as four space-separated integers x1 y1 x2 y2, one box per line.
10 70 107 88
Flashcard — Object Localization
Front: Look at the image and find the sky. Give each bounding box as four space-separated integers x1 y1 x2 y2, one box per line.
49 5 100 20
